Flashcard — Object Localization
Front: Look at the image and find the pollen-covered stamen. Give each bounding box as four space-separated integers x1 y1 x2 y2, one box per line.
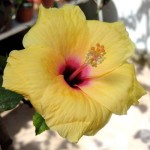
85 43 106 67
68 43 106 84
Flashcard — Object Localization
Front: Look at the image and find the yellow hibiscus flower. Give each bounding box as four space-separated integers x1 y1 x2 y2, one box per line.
2 5 146 142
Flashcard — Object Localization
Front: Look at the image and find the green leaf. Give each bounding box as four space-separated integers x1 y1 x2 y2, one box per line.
0 55 7 71
0 88 23 111
33 112 49 135
0 75 23 111
0 75 2 86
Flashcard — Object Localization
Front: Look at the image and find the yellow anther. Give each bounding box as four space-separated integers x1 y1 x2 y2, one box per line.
91 47 95 50
85 43 106 67
96 43 100 47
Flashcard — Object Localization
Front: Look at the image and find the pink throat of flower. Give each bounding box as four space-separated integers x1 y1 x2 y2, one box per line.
58 58 90 88
58 43 106 88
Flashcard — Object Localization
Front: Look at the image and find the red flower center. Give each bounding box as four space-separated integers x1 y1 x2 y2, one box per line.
59 58 90 88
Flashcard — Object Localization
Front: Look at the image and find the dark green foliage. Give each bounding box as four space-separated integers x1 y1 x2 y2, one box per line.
33 112 49 135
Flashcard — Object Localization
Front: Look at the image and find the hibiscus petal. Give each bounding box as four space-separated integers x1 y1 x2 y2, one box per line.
23 5 89 60
3 46 112 142
87 21 135 77
79 63 146 115
2 46 65 112
40 75 111 143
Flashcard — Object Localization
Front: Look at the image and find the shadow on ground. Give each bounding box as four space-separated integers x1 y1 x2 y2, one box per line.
1 104 81 150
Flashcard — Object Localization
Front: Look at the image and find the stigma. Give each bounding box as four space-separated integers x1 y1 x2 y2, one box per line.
85 43 106 67
64 43 106 86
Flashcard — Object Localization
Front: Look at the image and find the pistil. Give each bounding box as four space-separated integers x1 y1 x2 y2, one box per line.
68 63 87 82
68 43 106 83
85 43 106 67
